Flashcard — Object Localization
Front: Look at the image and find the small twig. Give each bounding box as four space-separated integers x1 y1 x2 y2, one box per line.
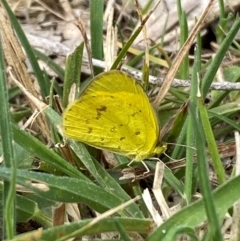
122 66 240 91
75 20 94 77
84 57 240 90
8 67 47 111
26 32 240 91
35 0 66 21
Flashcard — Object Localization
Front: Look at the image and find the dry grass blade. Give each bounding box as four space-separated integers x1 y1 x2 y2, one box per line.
0 3 50 140
230 132 240 241
153 0 217 108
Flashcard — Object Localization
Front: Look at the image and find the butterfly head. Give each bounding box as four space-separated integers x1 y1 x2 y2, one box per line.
133 143 167 162
153 143 167 156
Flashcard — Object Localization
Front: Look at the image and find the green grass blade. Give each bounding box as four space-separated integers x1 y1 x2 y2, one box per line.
198 98 226 184
209 111 240 131
0 36 16 239
164 226 198 241
0 168 136 214
179 11 189 79
111 11 155 70
185 36 201 204
11 217 151 241
11 123 84 179
90 0 104 74
190 98 223 240
147 174 240 240
202 17 240 98
67 140 144 218
33 48 65 80
16 195 52 227
63 43 84 107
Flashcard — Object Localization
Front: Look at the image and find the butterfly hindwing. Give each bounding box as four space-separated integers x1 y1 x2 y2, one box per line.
63 70 161 160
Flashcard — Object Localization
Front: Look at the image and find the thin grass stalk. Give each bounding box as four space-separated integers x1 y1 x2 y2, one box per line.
90 0 104 74
192 95 223 240
202 17 240 100
0 36 16 239
185 36 202 204
179 11 189 79
198 98 226 184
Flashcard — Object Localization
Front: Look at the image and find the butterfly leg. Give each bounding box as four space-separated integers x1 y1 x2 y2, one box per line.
128 159 150 174
141 161 150 174
127 159 134 167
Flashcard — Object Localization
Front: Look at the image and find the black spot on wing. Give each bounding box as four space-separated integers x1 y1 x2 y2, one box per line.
131 109 142 117
87 128 92 133
95 105 107 120
97 105 107 112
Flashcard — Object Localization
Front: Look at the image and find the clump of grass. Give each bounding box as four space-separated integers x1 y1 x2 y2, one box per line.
0 0 240 240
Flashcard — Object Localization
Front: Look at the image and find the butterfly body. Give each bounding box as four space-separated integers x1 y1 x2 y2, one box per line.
63 70 166 161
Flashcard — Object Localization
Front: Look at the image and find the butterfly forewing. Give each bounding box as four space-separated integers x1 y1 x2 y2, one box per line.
63 70 160 160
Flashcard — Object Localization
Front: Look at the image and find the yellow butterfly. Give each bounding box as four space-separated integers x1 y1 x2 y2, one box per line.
63 70 166 164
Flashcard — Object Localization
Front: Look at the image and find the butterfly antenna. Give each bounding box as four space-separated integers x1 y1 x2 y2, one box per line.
148 157 172 172
163 151 187 162
167 142 196 151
